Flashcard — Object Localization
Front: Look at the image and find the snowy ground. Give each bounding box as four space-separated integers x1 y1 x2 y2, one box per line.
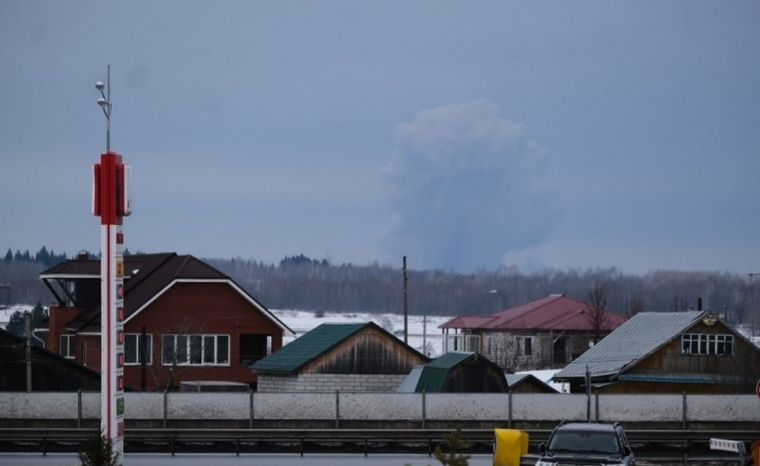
272 309 450 358
270 309 564 391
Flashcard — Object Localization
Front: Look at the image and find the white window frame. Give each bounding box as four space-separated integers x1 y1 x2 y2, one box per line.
446 334 463 352
60 334 75 359
162 334 230 366
681 333 734 356
124 333 153 365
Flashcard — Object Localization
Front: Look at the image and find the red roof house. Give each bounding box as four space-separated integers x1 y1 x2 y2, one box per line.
37 252 293 391
440 294 627 372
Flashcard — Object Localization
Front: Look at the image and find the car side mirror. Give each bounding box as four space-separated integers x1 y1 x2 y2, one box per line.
623 445 632 455
538 443 546 454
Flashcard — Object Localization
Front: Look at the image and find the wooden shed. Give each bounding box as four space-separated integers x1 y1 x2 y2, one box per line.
252 322 429 392
398 351 509 393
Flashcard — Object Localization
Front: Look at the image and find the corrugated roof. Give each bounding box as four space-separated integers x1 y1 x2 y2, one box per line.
440 294 627 331
251 323 369 373
439 315 494 329
553 311 704 380
415 351 476 392
396 365 424 392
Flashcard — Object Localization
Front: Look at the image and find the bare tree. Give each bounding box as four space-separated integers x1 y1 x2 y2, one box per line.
585 280 614 344
626 295 644 317
669 295 691 311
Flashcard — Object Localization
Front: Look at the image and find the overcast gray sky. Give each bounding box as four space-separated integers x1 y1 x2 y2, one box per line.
1 1 759 274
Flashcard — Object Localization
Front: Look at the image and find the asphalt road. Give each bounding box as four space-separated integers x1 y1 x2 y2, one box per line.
0 453 496 466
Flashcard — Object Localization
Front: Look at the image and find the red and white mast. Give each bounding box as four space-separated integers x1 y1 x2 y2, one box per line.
93 65 131 464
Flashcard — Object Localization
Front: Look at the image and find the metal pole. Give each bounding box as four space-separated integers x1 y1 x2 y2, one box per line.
96 65 112 152
750 273 758 337
25 313 31 392
403 256 408 345
585 365 591 421
105 66 110 151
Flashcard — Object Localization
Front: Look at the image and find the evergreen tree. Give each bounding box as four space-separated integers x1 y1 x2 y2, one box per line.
6 302 47 343
35 246 50 266
3 249 12 262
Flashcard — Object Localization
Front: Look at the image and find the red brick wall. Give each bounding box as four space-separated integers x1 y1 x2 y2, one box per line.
46 305 83 354
122 282 285 391
45 282 286 391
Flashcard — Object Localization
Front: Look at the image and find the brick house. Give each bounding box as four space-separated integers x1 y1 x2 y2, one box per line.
37 252 293 391
440 294 627 372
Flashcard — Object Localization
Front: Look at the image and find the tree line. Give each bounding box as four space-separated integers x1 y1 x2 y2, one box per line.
1 247 757 332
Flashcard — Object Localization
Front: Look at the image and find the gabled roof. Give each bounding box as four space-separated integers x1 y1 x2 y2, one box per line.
440 294 627 331
553 311 705 380
505 373 558 393
251 322 373 373
40 253 293 336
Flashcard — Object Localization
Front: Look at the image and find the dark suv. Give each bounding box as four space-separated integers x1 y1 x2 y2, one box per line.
537 422 635 466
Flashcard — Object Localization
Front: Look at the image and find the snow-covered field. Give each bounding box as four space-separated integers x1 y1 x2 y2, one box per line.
270 309 564 391
271 309 450 358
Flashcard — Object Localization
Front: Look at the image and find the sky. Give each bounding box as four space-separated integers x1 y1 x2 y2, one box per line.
1 1 759 275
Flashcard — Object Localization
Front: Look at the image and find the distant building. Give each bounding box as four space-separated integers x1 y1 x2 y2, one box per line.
505 373 558 394
552 311 760 394
397 351 509 393
37 252 293 391
252 322 428 392
440 294 627 372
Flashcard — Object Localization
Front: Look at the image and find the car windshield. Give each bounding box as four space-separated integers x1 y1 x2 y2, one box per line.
548 431 620 455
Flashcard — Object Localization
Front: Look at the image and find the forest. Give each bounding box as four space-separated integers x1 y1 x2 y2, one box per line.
1 247 757 332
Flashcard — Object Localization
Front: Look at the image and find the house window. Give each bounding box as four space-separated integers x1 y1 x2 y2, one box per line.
60 334 75 359
124 333 153 365
681 333 734 356
517 336 533 356
162 334 230 366
446 335 463 352
465 335 481 353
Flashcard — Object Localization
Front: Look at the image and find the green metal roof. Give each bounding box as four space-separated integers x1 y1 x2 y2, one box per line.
251 323 368 373
617 372 744 385
415 351 475 392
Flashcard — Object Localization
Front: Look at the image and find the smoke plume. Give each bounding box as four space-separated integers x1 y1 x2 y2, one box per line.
382 99 559 271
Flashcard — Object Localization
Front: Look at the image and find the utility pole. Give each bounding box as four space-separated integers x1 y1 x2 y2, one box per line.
403 256 408 345
25 312 32 392
750 273 759 337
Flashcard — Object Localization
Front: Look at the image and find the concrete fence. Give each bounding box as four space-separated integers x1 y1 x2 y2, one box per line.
0 392 757 427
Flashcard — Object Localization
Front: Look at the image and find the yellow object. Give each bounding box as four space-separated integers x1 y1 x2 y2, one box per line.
493 428 529 466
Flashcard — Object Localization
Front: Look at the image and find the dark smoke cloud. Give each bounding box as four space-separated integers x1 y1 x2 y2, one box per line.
382 99 559 272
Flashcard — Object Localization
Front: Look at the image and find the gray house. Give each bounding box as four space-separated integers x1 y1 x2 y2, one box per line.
552 311 760 394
